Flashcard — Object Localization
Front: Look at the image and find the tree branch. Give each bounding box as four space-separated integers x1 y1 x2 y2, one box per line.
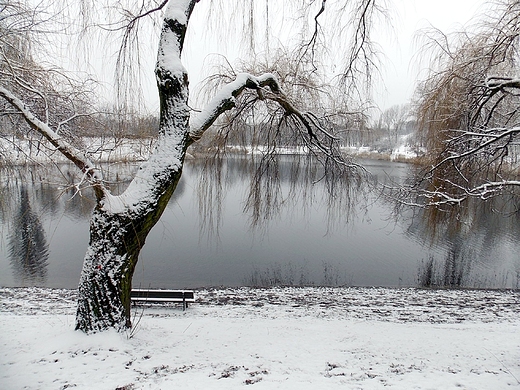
0 86 105 197
188 72 365 172
486 76 520 90
188 72 280 142
427 126 520 175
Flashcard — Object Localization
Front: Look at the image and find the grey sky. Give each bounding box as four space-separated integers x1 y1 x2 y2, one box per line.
182 0 489 114
70 0 488 115
374 0 487 111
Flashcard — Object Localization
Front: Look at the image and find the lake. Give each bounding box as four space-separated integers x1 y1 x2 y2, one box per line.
0 156 518 289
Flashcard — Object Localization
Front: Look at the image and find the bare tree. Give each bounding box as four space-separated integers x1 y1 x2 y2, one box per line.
0 0 99 165
0 0 382 333
406 0 520 208
380 104 410 151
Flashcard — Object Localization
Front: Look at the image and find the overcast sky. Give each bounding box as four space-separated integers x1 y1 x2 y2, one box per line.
85 0 489 115
180 0 490 115
373 0 488 111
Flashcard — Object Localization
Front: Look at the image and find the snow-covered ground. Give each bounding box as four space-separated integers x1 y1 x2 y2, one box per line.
1 287 519 389
1 134 423 165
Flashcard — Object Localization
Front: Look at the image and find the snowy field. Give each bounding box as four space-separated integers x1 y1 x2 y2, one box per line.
1 287 519 389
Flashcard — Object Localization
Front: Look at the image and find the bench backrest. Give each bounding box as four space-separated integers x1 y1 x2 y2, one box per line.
131 289 195 301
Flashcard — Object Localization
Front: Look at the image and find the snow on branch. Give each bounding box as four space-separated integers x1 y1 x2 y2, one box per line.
0 86 104 193
426 126 520 176
189 72 364 171
189 73 281 141
470 180 520 198
429 180 520 206
486 76 520 90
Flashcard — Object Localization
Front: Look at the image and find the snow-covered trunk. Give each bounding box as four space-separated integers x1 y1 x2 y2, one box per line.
74 181 180 332
75 0 197 333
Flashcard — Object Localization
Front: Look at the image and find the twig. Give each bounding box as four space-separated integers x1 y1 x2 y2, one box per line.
484 348 520 385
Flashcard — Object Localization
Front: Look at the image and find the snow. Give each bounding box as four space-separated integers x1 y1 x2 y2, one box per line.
156 0 193 82
164 0 192 26
0 136 153 165
1 287 519 389
190 73 257 137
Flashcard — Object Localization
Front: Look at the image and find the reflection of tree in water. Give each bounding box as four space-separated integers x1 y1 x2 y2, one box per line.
410 194 520 289
8 186 49 285
418 244 473 288
192 154 367 236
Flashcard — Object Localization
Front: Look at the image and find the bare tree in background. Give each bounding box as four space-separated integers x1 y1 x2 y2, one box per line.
405 0 520 209
380 104 410 151
0 0 383 333
0 1 98 161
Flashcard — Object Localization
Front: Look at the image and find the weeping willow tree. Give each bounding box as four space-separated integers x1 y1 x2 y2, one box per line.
386 0 520 290
407 0 520 209
0 0 385 333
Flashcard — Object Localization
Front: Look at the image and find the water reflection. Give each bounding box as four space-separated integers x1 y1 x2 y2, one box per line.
246 260 353 287
0 157 518 289
405 190 520 289
8 185 49 285
194 154 367 236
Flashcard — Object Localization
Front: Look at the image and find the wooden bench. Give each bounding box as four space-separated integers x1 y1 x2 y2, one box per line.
131 289 195 311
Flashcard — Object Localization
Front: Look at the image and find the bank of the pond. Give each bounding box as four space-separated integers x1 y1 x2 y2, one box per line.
0 135 419 166
1 287 519 389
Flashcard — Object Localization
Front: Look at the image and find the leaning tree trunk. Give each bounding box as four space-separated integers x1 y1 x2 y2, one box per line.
75 0 197 333
75 176 182 332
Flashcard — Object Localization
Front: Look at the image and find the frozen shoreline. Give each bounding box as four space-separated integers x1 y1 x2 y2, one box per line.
1 287 519 389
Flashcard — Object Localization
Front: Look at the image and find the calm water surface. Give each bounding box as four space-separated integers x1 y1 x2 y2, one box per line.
0 156 518 289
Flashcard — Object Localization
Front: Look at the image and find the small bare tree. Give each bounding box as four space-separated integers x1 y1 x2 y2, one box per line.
380 104 410 151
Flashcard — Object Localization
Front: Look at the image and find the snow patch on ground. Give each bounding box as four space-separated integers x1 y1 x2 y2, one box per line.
1 287 519 389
